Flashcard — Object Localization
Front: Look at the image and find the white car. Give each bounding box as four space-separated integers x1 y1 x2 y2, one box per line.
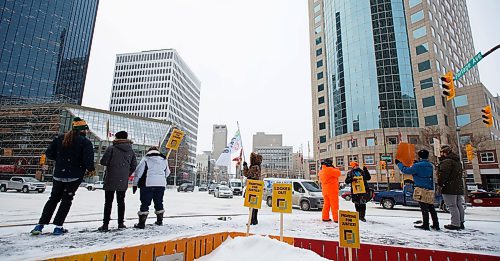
86 181 104 191
214 185 233 198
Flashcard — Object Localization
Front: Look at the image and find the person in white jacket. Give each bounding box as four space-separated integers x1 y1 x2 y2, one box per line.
132 147 170 228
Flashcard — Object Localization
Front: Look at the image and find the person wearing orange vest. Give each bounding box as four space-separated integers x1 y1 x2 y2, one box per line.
319 158 341 222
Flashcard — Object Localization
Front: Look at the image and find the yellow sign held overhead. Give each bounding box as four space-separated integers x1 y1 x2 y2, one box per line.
244 180 264 209
166 128 185 150
339 210 360 249
272 183 292 213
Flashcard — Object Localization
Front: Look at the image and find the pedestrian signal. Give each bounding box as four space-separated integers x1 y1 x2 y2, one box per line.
481 105 493 127
465 144 474 161
380 161 386 170
441 71 455 101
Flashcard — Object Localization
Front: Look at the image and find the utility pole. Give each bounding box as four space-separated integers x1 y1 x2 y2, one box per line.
379 105 390 191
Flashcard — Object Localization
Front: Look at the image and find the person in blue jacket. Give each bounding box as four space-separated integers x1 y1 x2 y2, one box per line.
395 149 440 231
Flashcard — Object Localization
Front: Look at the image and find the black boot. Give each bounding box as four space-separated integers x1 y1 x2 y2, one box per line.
154 210 164 226
118 222 127 229
134 212 148 229
98 223 109 232
414 224 430 230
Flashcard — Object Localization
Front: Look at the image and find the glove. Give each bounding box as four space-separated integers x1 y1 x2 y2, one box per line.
394 159 401 165
243 161 248 167
133 186 137 194
363 166 368 172
84 170 96 178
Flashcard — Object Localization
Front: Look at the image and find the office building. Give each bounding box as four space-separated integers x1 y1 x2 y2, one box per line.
212 125 227 160
0 0 99 104
256 146 293 179
252 132 282 152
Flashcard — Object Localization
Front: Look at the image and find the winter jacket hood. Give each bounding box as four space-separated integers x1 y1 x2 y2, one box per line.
100 139 137 191
46 134 95 179
133 150 170 188
397 159 434 190
112 139 133 152
438 152 464 195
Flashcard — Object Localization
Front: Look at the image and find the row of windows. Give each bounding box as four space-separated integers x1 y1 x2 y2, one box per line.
115 68 172 78
117 52 173 63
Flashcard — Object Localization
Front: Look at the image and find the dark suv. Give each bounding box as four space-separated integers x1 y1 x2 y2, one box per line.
177 183 194 192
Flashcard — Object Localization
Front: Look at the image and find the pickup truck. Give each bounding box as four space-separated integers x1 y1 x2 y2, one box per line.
0 177 46 193
373 183 450 212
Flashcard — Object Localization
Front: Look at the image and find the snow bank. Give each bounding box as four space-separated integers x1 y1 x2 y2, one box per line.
196 235 328 261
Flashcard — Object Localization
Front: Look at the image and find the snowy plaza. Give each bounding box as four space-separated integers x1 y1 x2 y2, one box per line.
0 187 499 260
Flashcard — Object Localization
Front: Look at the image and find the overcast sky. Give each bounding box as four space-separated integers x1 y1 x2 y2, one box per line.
83 0 500 158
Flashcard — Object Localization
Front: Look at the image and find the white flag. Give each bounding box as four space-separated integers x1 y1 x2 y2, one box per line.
216 130 242 166
216 146 232 166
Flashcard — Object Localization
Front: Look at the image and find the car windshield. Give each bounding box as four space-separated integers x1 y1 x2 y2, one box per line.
24 177 39 182
302 181 321 192
210 184 218 188
230 182 241 187
219 187 230 191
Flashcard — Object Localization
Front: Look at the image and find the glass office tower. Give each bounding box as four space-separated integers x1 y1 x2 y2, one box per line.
0 0 99 104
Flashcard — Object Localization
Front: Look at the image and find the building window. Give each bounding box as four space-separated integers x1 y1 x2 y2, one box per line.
454 95 468 107
387 136 398 145
319 122 326 130
366 137 375 146
314 4 320 13
411 10 424 23
422 96 436 108
480 151 496 163
319 135 327 143
418 60 431 72
416 43 429 55
459 135 471 145
335 142 342 150
408 135 419 144
409 0 422 8
318 96 325 104
316 48 322 56
457 114 471 127
316 37 322 45
314 15 321 24
348 139 358 148
317 60 323 68
444 114 449 126
425 115 438 126
318 84 324 92
319 109 325 117
348 155 359 163
317 72 323 80
363 155 375 165
413 26 427 39
336 156 344 167
315 26 322 34
420 78 433 89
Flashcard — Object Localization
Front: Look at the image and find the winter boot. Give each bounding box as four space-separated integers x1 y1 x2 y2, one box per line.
460 222 465 229
31 224 44 235
444 224 461 230
118 222 127 229
98 223 109 232
134 212 148 229
53 226 68 235
154 210 165 226
414 224 430 230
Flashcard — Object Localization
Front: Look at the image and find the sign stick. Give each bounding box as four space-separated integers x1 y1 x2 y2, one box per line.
166 149 173 158
280 212 284 242
348 247 353 261
246 208 253 236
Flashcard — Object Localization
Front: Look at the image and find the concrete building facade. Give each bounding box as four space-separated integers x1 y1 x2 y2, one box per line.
252 132 282 152
212 125 227 160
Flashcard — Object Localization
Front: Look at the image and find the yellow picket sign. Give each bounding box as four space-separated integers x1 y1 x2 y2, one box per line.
352 176 366 194
272 183 292 213
339 210 360 249
244 180 264 209
166 128 185 150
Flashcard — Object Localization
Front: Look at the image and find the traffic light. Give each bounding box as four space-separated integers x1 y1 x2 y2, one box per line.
390 170 395 178
441 71 455 101
39 154 46 166
465 144 474 161
380 160 386 170
481 105 493 127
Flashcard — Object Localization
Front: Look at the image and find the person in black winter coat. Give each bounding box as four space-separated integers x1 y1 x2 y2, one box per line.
98 131 137 231
438 145 465 230
31 117 95 235
344 162 371 222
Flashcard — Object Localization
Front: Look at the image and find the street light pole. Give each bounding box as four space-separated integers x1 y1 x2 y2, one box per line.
379 105 390 191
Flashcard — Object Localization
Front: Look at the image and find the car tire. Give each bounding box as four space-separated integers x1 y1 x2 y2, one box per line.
267 197 272 207
22 186 29 193
229 196 233 199
87 187 92 191
300 200 311 211
345 195 351 201
0 185 6 192
381 198 395 209
38 189 45 193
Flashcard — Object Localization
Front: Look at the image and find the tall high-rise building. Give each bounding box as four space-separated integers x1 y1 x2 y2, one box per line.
109 49 201 171
0 0 99 104
252 132 282 152
309 0 500 189
212 124 227 160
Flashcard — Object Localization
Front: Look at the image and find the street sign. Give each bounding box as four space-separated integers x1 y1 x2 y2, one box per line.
244 180 264 209
339 210 360 249
166 128 185 150
272 183 292 213
454 52 483 80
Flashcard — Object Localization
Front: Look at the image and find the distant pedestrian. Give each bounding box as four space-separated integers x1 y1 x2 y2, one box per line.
437 145 465 230
344 162 371 222
98 131 137 232
319 158 341 222
243 152 262 225
396 149 440 230
132 147 170 229
31 117 95 235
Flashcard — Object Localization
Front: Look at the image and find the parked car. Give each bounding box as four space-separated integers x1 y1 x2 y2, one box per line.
198 184 208 192
208 183 218 194
0 176 46 193
86 181 104 191
264 178 323 211
214 185 233 198
177 183 194 192
469 191 500 207
341 190 375 201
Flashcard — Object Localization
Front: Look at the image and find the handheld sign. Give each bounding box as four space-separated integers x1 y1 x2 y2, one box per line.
272 183 292 213
339 210 360 249
244 180 264 209
166 128 185 150
352 177 366 194
395 142 415 167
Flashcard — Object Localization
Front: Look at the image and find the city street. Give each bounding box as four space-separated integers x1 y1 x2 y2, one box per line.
0 187 499 260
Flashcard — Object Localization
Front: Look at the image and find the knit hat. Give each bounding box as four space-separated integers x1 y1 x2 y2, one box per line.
115 131 128 139
349 161 359 168
72 117 89 131
440 145 452 154
417 149 429 159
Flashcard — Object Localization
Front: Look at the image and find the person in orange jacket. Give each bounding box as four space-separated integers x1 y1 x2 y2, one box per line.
319 158 341 222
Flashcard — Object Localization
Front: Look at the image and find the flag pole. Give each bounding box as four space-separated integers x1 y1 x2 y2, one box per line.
237 121 245 161
237 121 245 179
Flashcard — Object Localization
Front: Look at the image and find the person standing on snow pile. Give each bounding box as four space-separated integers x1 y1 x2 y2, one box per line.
98 131 137 232
396 149 440 231
132 146 170 229
344 162 371 222
243 152 262 225
319 158 341 223
31 117 95 235
437 145 465 230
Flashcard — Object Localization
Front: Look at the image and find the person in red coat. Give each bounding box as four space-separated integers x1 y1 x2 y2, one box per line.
319 158 341 222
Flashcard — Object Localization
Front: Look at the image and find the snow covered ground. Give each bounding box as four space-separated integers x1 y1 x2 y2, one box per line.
0 186 499 260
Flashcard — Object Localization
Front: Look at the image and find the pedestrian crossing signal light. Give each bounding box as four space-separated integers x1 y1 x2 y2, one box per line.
441 71 455 101
465 144 474 161
39 154 46 166
380 161 386 170
481 105 493 127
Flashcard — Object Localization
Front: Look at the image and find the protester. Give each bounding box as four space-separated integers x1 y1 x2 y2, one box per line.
437 145 465 230
98 131 137 232
396 149 440 230
243 152 262 225
31 117 95 235
319 158 341 222
132 147 170 229
344 162 371 222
